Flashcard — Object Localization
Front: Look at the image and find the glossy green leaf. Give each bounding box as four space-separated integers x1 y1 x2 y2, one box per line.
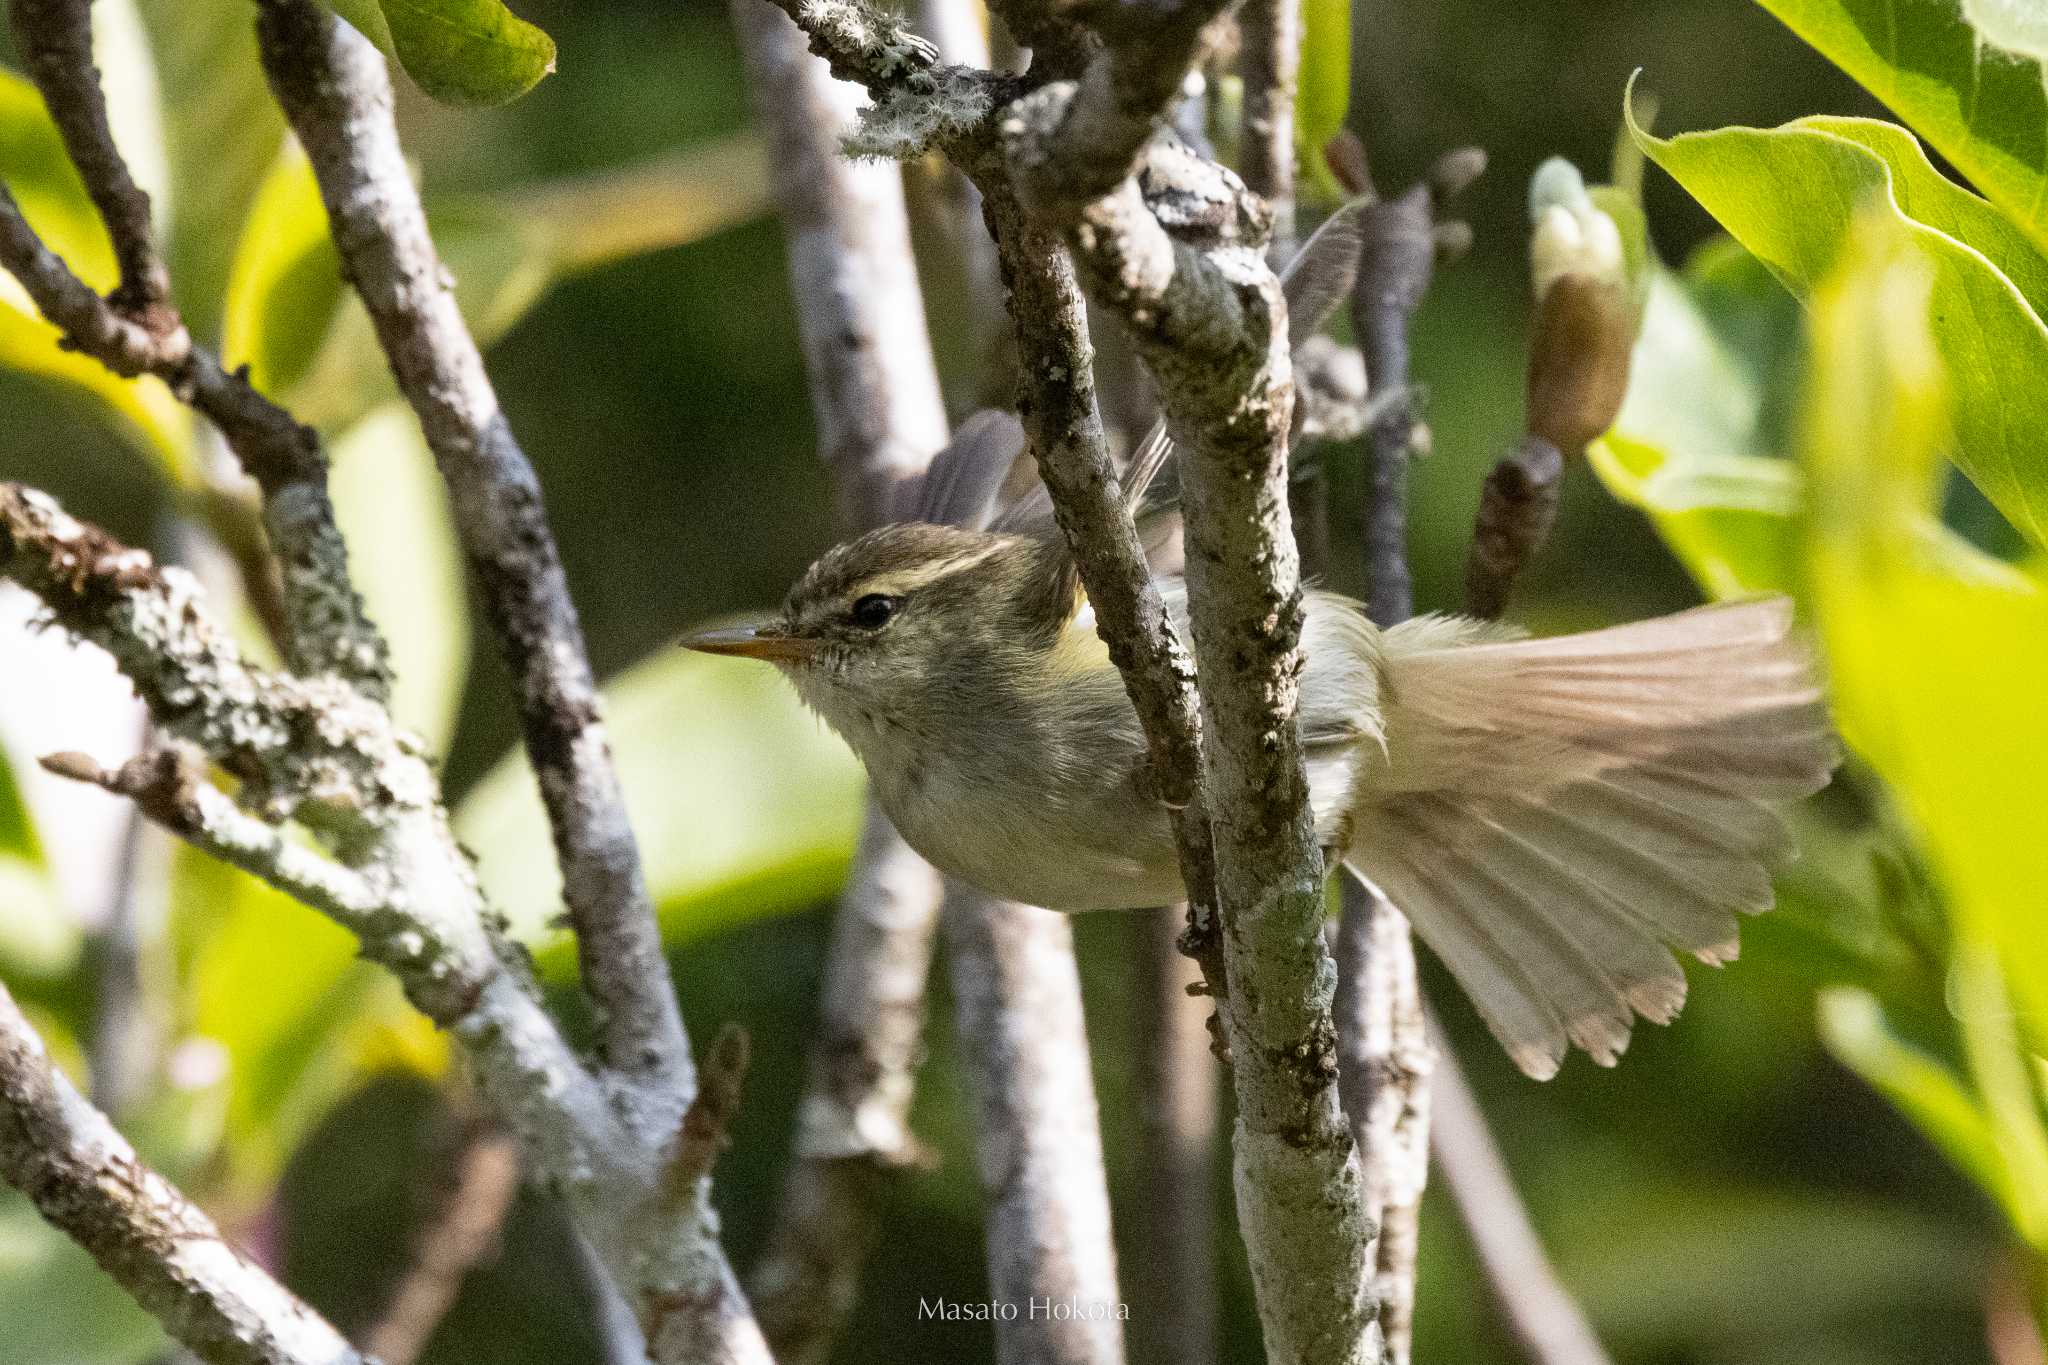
1596 232 2031 599
341 0 557 107
327 404 470 753
1798 214 2048 1194
1631 101 2048 548
1295 0 1350 198
172 845 445 1196
456 642 865 945
0 74 191 477
1755 0 2048 254
134 0 287 332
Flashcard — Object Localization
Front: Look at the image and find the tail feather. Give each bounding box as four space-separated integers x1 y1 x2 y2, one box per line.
1348 597 1837 1079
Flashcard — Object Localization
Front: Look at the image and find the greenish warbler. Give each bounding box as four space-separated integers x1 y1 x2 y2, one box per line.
684 211 1837 1080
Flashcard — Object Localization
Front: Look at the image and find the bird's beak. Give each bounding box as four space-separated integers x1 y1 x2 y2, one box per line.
679 621 819 663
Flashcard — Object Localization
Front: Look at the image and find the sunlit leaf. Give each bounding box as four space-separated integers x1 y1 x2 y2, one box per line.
225 139 766 431
1755 0 2048 255
0 739 37 864
134 0 287 333
1798 214 2048 1225
221 141 348 405
1295 0 1350 199
1630 97 2048 548
172 845 446 1197
327 404 469 754
0 74 192 478
456 643 865 946
334 0 557 107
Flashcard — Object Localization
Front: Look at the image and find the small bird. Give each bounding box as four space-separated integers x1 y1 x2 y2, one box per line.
686 208 1838 1079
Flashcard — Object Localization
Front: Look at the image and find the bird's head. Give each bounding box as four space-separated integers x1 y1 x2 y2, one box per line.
681 522 1078 749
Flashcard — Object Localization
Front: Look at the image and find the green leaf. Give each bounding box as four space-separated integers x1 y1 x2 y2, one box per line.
456 643 865 945
1754 0 2048 254
133 0 287 333
1295 0 1350 199
350 0 557 107
221 140 347 399
1629 101 2048 549
327 404 470 753
1799 209 2048 1119
1819 987 2013 1214
172 845 446 1196
0 741 37 864
0 74 192 477
230 140 767 430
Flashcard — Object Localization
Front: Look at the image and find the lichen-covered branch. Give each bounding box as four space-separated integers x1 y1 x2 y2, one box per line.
0 188 388 699
253 0 686 1103
0 483 766 1364
943 888 1125 1365
997 39 1374 1365
0 974 365 1365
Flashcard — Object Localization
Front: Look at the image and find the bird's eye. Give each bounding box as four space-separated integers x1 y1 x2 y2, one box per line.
849 593 902 630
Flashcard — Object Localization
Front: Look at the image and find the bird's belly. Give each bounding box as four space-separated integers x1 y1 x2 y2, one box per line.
875 763 1182 911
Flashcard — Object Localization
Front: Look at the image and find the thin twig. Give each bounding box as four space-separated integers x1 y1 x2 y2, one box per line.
943 888 1126 1365
362 1124 524 1365
7 0 177 332
0 978 368 1365
0 190 389 698
1427 1014 1616 1365
254 0 687 1095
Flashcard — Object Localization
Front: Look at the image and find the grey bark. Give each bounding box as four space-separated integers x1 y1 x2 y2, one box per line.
253 0 686 1096
0 979 366 1365
944 889 1125 1365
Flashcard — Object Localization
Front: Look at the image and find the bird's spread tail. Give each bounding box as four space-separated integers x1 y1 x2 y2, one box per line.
1345 598 1837 1079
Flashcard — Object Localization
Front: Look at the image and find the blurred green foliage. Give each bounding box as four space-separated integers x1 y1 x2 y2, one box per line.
1 0 2042 1362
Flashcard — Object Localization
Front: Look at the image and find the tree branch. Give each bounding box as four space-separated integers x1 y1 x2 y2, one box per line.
997 35 1375 1365
1237 0 1302 258
943 889 1125 1365
253 0 687 1096
0 189 389 699
6 0 175 332
0 978 367 1365
1 483 767 1364
1332 878 1432 1364
1323 134 1483 1365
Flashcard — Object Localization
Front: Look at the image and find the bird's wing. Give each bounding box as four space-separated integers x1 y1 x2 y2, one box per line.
907 409 1029 531
1346 598 1837 1080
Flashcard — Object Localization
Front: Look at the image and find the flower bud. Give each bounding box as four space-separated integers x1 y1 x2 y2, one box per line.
1525 157 1637 452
